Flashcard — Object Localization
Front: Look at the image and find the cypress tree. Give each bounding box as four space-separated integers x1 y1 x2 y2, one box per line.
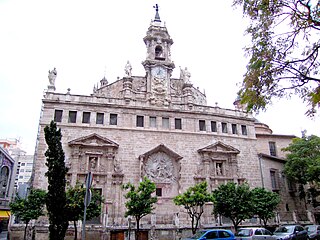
44 120 69 240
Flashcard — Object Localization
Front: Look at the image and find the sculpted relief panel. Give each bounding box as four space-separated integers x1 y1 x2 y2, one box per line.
141 144 182 197
145 152 175 183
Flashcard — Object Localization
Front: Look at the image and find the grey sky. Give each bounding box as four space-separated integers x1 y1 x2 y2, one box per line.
0 0 318 154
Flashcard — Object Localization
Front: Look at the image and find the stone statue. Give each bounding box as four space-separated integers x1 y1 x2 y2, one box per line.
90 157 97 169
179 66 191 84
124 60 132 77
48 67 57 85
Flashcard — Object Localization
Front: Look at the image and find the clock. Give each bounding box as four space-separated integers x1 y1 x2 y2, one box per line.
151 66 166 79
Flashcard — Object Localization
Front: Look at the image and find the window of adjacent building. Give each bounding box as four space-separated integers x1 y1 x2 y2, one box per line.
211 121 217 132
54 110 63 122
199 120 206 131
20 169 24 173
82 112 91 123
241 125 248 135
136 116 144 127
156 188 162 197
21 163 25 166
109 114 118 125
150 116 157 128
287 179 296 192
222 122 228 133
270 169 279 190
175 118 182 130
68 111 77 123
162 117 169 129
96 113 104 124
19 176 23 179
27 163 33 166
232 124 237 134
25 169 32 172
269 141 277 156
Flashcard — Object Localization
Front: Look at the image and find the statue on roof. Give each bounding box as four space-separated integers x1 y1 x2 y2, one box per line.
180 66 191 84
48 67 57 86
124 61 132 78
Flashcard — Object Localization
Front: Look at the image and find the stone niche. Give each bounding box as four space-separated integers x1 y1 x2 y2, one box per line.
195 141 245 189
140 144 182 198
68 133 121 186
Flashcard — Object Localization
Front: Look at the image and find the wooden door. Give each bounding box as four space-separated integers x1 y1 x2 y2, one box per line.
110 231 124 240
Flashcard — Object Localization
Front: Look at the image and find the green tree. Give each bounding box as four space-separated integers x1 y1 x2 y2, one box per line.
233 0 320 115
212 182 254 231
44 120 69 240
283 135 320 202
251 187 280 227
123 177 157 240
65 184 103 240
10 189 47 240
173 181 213 235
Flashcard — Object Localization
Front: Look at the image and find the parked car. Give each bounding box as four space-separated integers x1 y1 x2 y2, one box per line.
305 225 320 240
183 229 236 240
236 227 277 240
273 225 308 240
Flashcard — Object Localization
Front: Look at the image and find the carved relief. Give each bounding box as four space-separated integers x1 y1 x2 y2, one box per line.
145 152 175 183
132 78 147 92
170 79 184 96
140 144 182 197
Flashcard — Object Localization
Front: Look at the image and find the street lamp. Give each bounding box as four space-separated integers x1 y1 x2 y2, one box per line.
128 216 132 240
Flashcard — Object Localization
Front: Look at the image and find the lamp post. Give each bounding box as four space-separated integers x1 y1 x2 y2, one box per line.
81 172 92 240
128 216 132 240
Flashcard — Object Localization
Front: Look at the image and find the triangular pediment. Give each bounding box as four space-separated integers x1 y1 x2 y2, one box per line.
140 144 182 161
68 133 119 148
198 141 240 154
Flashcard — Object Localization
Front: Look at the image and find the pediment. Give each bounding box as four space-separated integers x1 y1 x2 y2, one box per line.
198 141 240 154
68 133 119 149
140 144 182 161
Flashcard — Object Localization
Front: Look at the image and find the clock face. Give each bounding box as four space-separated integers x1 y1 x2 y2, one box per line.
152 66 166 78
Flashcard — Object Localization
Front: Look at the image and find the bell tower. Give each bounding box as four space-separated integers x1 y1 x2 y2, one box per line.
142 5 175 106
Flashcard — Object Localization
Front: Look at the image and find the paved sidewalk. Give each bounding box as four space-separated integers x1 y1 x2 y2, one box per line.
0 231 7 240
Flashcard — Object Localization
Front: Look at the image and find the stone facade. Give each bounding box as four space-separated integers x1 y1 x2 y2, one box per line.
14 7 313 240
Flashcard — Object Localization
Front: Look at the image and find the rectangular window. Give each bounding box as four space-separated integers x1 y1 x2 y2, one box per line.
96 113 104 124
287 179 296 192
199 120 206 131
26 163 33 166
211 121 217 132
150 116 157 128
82 112 91 123
156 188 162 197
269 141 277 156
110 114 118 125
21 163 25 166
175 118 182 130
54 110 63 122
136 116 144 127
241 125 248 135
270 169 280 190
162 117 169 129
222 122 228 133
25 169 32 172
232 124 237 134
68 111 77 123
19 169 24 173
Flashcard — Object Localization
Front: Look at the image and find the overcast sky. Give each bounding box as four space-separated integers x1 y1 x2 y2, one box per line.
0 0 319 154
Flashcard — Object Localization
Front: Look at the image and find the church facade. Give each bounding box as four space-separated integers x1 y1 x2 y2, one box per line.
21 6 314 240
